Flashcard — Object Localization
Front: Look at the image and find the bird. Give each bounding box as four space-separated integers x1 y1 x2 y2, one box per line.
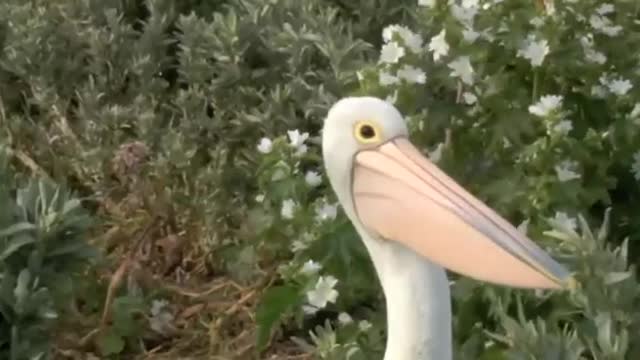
321 96 574 360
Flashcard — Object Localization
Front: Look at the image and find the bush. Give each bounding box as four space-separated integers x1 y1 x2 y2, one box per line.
0 0 639 359
0 146 96 360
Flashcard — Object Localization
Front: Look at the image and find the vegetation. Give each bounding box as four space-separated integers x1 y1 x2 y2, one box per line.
0 0 639 359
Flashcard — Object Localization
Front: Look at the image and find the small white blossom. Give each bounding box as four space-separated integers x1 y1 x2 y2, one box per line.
257 137 273 154
429 143 444 163
303 305 318 315
358 320 372 331
428 29 449 61
462 0 479 8
630 103 640 119
596 3 615 15
315 201 338 222
552 120 573 136
149 299 174 334
590 15 622 36
555 160 581 182
382 25 424 53
632 151 640 180
380 41 405 63
291 240 309 252
530 17 545 27
529 95 563 117
451 4 477 25
607 78 633 96
397 65 427 84
418 0 436 7
463 92 477 105
518 38 550 67
379 71 400 86
287 130 309 156
517 219 530 235
462 27 480 43
287 129 309 148
300 260 322 275
448 56 474 85
306 276 339 308
305 170 322 187
385 90 399 104
255 194 265 203
552 212 577 232
338 312 354 325
281 199 296 219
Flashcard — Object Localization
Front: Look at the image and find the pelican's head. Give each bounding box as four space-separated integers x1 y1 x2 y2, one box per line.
322 96 574 290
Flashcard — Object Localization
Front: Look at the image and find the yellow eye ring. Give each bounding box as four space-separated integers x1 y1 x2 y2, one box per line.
354 121 382 144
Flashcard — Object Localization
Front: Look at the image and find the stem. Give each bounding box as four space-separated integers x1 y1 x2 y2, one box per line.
10 325 18 360
532 70 540 102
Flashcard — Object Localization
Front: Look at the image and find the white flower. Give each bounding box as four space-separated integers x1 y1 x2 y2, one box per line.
428 29 449 61
257 137 273 154
418 0 436 7
451 4 477 25
462 27 480 43
255 194 265 203
630 103 640 118
552 212 577 232
306 276 339 308
448 56 474 85
149 299 174 334
429 143 444 163
518 38 549 67
632 151 640 180
607 78 633 96
358 320 372 331
315 201 338 222
596 3 615 15
300 260 322 275
517 219 530 235
579 35 606 64
291 240 309 252
380 41 405 63
552 120 573 136
379 71 400 86
287 129 309 148
397 65 426 84
462 0 479 8
382 25 423 53
338 312 353 325
590 15 622 36
303 305 318 315
305 170 322 187
463 92 477 105
385 90 398 104
281 199 296 219
530 17 545 27
554 160 581 182
529 95 563 117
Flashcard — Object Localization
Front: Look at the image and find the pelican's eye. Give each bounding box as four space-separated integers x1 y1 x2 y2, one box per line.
354 121 382 144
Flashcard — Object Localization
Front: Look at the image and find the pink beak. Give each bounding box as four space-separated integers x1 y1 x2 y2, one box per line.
352 137 573 289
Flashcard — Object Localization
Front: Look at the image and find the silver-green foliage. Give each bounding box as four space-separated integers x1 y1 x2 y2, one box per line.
0 148 95 360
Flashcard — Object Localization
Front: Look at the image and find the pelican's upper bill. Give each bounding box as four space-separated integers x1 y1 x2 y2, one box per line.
321 96 574 290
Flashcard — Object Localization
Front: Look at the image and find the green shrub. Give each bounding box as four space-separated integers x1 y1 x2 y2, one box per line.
1 0 639 359
0 147 96 360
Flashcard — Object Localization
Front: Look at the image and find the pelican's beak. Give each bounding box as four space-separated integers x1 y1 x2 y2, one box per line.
352 137 573 289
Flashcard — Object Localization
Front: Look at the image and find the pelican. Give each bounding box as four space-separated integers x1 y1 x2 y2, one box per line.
321 97 573 360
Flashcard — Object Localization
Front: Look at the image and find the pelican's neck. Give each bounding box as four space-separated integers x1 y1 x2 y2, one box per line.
360 231 453 360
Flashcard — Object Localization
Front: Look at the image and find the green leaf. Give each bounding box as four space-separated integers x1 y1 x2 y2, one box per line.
97 329 125 356
255 285 301 351
0 222 36 238
0 235 36 261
